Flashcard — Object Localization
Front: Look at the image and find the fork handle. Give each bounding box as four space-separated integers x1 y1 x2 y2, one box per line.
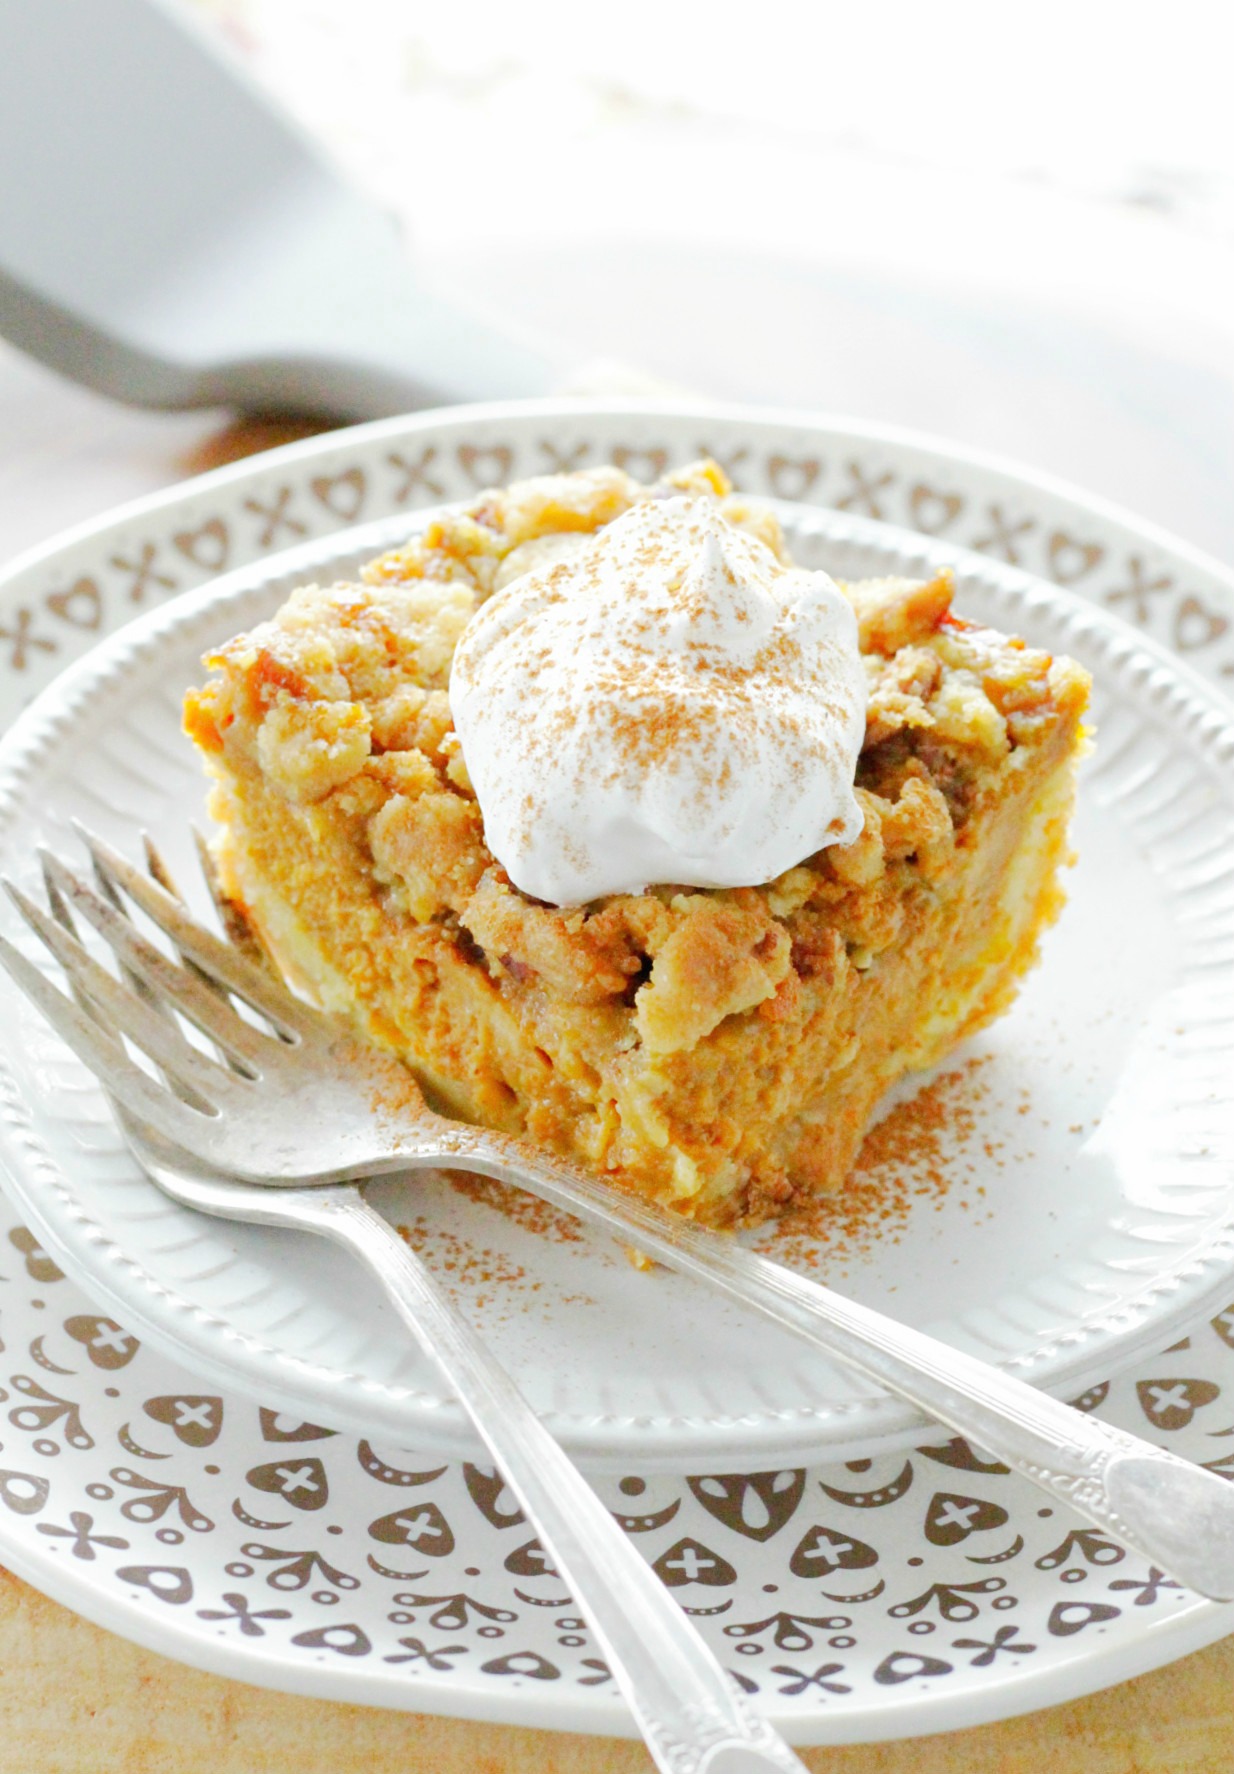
292 1186 804 1774
404 1126 1234 1603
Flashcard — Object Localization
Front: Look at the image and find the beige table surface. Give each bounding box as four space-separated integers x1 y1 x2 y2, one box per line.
2 342 1232 1771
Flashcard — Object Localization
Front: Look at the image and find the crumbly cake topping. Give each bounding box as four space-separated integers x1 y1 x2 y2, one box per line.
184 460 1090 1061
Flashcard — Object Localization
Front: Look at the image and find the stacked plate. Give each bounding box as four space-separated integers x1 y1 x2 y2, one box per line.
0 401 1232 1745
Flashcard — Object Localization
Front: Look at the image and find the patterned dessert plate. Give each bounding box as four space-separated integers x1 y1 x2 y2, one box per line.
0 403 1232 1480
0 1183 1231 1745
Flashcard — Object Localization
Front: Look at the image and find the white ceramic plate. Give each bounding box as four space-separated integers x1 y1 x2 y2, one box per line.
0 403 1233 1474
2 401 1234 1742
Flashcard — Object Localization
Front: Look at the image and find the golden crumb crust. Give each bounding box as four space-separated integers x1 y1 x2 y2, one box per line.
185 461 1090 1227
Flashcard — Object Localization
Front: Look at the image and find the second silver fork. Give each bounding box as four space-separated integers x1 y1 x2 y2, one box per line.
1 834 806 1774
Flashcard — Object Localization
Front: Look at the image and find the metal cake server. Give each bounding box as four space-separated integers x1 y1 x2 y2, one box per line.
0 0 565 418
2 824 1234 1612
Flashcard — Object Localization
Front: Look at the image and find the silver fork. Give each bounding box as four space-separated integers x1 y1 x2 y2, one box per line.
3 830 1234 1618
0 838 806 1774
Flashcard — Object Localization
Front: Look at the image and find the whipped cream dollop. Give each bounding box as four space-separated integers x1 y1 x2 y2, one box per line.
449 496 867 906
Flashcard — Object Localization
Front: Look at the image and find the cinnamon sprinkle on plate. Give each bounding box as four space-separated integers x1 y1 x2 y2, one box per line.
759 1056 998 1273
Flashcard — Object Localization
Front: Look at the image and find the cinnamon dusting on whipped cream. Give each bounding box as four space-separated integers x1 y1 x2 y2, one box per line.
449 495 867 906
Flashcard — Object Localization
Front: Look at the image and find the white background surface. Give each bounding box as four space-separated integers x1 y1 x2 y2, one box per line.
2 0 1233 568
220 0 1234 559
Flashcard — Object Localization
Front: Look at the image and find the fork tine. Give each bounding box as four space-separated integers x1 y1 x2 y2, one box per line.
38 851 76 933
142 832 181 900
72 822 309 1036
38 851 267 1073
40 851 221 1117
150 829 268 982
139 835 265 1079
4 881 237 1106
0 926 212 1145
190 826 269 965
